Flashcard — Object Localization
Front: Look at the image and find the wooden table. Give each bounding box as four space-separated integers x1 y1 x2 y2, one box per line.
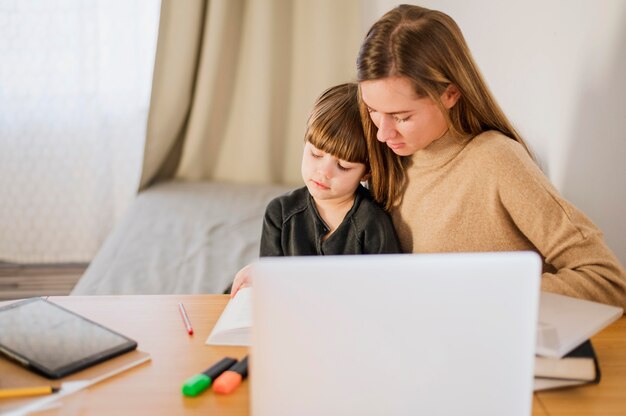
3 295 625 415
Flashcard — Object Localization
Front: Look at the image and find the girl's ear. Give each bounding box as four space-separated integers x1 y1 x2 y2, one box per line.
441 84 461 109
361 172 371 182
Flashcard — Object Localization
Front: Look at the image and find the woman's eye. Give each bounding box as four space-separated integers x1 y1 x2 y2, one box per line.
394 115 410 123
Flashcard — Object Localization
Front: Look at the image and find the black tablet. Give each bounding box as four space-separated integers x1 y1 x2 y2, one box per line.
0 298 137 379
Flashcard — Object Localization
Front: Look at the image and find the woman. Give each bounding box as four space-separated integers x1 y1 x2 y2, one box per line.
357 5 626 308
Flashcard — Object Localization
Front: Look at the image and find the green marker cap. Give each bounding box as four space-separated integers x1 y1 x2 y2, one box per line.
182 374 211 397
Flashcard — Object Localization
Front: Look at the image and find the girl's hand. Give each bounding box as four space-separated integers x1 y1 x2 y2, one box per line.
230 264 253 297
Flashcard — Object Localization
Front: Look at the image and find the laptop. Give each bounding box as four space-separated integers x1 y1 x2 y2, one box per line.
250 251 541 416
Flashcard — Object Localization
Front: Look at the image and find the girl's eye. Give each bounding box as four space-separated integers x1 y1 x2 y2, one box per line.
310 151 322 158
337 164 351 172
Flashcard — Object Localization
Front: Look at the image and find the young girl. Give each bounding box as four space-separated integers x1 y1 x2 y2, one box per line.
357 5 626 307
230 83 400 295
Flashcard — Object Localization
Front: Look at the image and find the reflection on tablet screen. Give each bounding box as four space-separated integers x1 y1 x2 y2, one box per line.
0 298 136 378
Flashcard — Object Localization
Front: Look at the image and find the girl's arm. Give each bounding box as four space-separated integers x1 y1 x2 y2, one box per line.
358 200 402 254
231 200 285 297
230 264 252 297
259 198 285 256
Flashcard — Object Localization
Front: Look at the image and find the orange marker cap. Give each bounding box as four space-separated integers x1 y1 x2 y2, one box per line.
212 371 243 394
212 356 248 394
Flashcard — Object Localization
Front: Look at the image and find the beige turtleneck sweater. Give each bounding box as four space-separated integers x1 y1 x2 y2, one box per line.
392 130 626 309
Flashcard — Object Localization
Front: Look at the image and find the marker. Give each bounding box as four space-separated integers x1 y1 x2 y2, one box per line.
0 386 60 399
213 356 249 394
181 357 237 397
178 302 194 335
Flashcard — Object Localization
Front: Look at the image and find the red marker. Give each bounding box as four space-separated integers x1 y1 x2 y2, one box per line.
212 356 248 394
178 302 194 335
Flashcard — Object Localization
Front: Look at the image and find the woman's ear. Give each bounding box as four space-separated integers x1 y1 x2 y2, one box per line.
441 84 461 109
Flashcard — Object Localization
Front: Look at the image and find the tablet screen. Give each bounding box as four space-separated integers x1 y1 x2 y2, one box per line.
0 298 137 378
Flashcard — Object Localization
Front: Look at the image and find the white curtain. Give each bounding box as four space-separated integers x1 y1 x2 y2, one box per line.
0 0 161 263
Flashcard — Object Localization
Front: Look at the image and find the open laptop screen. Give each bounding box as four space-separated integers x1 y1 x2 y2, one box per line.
251 252 541 416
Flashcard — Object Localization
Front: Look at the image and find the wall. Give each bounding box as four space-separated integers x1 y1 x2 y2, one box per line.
363 0 626 265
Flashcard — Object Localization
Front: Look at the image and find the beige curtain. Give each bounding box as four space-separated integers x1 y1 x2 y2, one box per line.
139 0 363 190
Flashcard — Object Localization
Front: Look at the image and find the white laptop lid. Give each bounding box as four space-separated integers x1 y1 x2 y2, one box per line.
251 251 541 416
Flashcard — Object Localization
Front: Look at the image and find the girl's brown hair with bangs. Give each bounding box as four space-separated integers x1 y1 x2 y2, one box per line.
305 83 368 166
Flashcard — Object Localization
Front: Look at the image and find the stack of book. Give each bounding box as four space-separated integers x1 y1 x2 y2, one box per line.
534 339 599 390
533 292 622 391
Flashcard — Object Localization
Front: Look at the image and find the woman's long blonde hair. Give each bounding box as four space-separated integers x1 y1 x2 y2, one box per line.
357 4 533 209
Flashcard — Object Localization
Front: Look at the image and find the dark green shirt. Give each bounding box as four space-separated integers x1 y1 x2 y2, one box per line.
260 185 401 256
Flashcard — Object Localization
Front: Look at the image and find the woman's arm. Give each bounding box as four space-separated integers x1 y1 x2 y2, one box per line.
497 141 626 308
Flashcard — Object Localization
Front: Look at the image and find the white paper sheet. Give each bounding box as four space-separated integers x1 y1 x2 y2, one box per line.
206 288 252 346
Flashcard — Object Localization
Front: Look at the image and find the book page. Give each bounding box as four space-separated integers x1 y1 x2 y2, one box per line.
534 356 596 381
205 287 252 346
533 377 586 391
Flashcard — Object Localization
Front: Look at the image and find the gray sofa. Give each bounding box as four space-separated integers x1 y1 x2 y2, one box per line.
71 180 291 295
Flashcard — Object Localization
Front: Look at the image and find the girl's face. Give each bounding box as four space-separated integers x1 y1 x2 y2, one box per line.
301 141 368 204
360 76 458 156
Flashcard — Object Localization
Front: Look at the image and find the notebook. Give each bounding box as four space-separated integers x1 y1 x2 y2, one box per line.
206 287 252 346
250 251 542 416
535 292 622 358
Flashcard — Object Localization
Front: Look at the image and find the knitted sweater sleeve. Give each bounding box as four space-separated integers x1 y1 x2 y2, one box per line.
495 140 626 309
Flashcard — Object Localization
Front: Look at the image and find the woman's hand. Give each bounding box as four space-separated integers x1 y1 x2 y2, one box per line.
230 264 252 297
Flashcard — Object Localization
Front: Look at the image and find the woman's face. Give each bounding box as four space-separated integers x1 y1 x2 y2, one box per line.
360 76 455 156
